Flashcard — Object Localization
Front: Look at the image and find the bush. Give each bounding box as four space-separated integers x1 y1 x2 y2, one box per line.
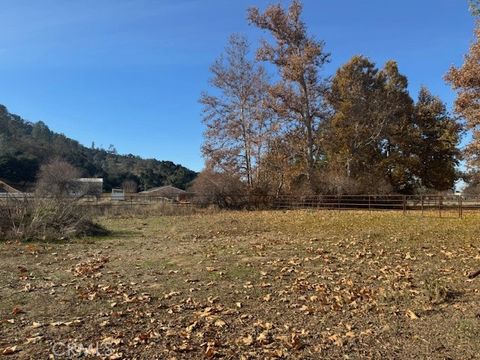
188 169 248 209
0 158 108 241
0 195 107 242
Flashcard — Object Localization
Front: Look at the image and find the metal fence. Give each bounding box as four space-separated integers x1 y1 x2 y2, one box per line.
266 194 474 218
186 194 477 218
1 193 478 218
88 193 480 218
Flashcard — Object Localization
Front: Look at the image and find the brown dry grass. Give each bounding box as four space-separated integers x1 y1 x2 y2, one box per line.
1 210 480 359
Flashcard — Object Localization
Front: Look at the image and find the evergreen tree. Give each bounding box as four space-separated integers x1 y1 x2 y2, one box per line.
324 56 387 193
415 87 461 191
378 61 418 193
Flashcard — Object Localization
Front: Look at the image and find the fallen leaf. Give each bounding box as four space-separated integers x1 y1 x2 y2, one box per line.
205 343 216 358
12 307 24 315
25 336 43 344
102 337 122 346
256 331 271 344
214 319 226 328
2 346 20 355
186 321 198 333
50 321 65 326
241 335 254 346
406 309 419 320
164 291 181 299
328 334 343 347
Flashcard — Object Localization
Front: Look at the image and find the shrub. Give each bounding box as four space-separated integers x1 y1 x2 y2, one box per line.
188 169 248 209
0 195 107 241
1 157 107 241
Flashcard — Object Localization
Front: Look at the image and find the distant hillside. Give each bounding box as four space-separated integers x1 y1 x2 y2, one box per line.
0 105 197 191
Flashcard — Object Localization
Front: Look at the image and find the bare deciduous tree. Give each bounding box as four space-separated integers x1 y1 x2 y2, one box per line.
200 34 272 188
122 179 138 194
36 158 81 197
248 0 330 191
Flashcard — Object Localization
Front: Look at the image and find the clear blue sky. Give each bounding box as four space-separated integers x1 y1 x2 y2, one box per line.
0 0 474 171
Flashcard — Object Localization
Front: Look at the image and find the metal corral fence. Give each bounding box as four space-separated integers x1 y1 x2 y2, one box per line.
268 194 475 218
1 193 478 218
84 193 480 218
184 194 477 218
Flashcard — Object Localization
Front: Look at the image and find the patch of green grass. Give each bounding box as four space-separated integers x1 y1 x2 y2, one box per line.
138 258 177 271
224 264 257 280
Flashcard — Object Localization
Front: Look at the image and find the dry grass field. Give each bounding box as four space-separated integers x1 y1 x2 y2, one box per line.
1 210 480 359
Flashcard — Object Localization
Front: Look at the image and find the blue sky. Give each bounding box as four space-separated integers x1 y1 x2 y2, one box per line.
0 0 474 171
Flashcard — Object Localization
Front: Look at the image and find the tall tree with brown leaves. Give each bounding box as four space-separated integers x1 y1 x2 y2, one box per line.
446 23 480 177
248 0 329 192
200 35 271 188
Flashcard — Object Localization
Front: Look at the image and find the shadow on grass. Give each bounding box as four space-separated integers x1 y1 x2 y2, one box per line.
0 225 144 245
76 228 144 244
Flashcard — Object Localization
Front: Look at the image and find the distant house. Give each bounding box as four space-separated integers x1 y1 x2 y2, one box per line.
0 180 21 194
140 185 189 202
111 188 125 201
71 178 103 198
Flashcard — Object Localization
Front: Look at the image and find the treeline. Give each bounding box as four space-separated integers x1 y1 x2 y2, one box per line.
0 105 197 191
195 1 462 197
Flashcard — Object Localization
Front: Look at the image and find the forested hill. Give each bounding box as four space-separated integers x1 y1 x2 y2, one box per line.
0 105 197 191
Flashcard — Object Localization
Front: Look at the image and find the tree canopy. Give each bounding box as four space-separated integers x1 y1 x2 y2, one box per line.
197 1 462 196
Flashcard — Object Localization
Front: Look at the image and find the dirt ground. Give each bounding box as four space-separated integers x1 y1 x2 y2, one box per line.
1 210 480 359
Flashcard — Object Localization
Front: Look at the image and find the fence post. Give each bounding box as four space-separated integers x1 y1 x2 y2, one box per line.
403 196 406 215
438 196 442 218
368 195 371 212
421 195 424 216
459 196 463 219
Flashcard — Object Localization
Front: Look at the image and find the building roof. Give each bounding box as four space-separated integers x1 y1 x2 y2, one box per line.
0 180 21 193
140 185 187 196
76 178 103 183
